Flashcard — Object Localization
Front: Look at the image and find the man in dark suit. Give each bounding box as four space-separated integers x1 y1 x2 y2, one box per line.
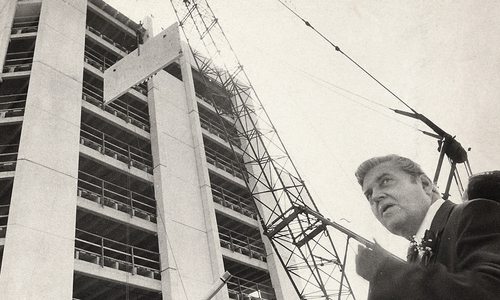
354 154 500 299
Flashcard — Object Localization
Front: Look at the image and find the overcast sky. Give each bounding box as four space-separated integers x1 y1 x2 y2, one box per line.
107 0 500 298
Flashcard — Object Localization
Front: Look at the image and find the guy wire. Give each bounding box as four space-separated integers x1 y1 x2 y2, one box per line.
276 0 418 115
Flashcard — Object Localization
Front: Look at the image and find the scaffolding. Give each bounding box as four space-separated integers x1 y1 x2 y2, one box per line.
170 0 357 299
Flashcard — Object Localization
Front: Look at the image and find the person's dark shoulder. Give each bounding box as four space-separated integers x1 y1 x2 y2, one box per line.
461 198 500 212
453 198 500 227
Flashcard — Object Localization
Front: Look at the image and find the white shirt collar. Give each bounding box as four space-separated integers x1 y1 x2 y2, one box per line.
415 198 445 242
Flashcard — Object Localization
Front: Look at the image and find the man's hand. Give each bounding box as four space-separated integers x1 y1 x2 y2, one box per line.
355 243 392 282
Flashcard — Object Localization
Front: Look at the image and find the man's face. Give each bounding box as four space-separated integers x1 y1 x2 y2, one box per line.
362 161 433 238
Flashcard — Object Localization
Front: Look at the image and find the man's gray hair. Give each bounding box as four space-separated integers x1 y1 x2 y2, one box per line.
355 154 427 186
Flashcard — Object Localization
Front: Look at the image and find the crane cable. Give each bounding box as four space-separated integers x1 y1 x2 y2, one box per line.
276 0 418 115
246 41 421 129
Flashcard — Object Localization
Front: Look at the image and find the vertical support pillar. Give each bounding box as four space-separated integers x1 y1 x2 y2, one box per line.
0 0 87 299
147 25 226 299
0 0 17 81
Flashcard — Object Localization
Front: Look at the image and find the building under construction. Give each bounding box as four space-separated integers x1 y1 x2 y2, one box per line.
0 0 299 299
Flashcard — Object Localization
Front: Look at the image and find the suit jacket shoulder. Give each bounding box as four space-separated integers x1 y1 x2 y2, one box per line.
369 198 500 300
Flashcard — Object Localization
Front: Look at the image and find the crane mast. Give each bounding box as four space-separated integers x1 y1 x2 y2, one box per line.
170 0 358 299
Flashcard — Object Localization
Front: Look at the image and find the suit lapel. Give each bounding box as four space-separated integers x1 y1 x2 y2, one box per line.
430 200 456 234
427 200 456 264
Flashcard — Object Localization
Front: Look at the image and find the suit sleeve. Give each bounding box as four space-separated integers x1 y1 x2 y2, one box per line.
368 199 500 300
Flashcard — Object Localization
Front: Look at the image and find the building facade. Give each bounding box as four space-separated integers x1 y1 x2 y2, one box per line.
0 0 294 299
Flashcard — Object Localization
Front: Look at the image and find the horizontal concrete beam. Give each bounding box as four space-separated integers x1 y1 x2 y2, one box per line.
213 202 259 228
74 260 161 292
77 197 157 234
221 247 268 271
103 24 182 104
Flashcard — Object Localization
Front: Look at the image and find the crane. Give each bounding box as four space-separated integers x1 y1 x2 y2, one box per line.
167 1 472 299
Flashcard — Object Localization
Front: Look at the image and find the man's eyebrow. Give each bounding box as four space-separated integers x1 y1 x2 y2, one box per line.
375 173 391 183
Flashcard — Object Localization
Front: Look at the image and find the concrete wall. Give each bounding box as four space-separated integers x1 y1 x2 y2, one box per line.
0 0 17 79
0 0 87 299
148 41 226 298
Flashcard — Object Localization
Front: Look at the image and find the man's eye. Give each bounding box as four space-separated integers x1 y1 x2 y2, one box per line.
381 178 391 185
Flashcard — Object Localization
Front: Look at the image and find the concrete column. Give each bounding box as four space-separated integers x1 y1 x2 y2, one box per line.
0 0 86 299
148 44 226 299
179 41 228 300
0 0 17 80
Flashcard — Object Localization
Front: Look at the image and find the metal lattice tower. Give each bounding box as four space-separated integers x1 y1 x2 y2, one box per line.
170 1 359 299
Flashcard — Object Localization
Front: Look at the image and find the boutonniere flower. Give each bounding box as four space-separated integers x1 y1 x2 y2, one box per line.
417 230 436 266
410 230 437 266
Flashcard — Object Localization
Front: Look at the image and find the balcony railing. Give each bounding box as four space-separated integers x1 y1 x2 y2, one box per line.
196 92 234 118
0 204 9 238
11 16 39 34
211 184 257 220
74 229 161 280
5 51 34 64
0 144 18 172
199 113 240 146
2 60 32 73
82 83 150 131
86 25 130 54
84 47 117 72
227 276 276 300
77 171 156 223
218 225 266 262
0 93 27 118
205 146 244 180
79 124 153 174
131 84 148 96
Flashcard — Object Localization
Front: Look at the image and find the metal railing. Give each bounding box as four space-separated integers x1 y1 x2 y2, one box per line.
0 204 9 239
86 25 130 54
74 228 161 280
196 92 234 118
84 47 116 71
3 49 34 74
205 145 244 180
227 276 276 300
218 225 266 262
211 184 257 220
77 171 156 223
82 82 150 131
0 94 27 118
199 113 240 146
11 16 39 34
131 84 148 96
79 124 153 174
4 51 34 65
0 144 18 172
2 62 32 73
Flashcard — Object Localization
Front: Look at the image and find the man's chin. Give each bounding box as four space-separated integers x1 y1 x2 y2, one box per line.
383 219 405 236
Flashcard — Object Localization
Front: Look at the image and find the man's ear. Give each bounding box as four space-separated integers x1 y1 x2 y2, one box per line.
419 174 433 196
